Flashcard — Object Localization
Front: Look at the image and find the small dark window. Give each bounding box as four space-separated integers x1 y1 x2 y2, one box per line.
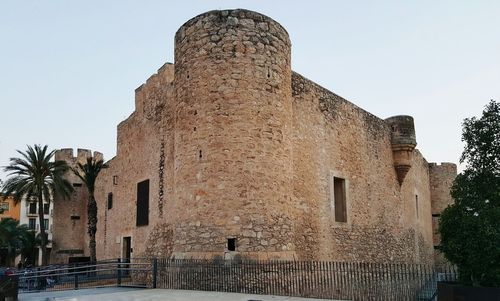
43 219 49 231
113 175 118 185
415 195 419 219
107 192 113 210
28 218 36 230
333 177 347 222
227 238 236 251
73 183 82 187
199 150 203 159
29 203 37 214
43 203 50 215
70 215 80 220
136 179 150 226
0 202 9 212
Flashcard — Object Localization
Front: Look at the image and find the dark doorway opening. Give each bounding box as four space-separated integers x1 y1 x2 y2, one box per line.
122 236 131 276
227 238 236 251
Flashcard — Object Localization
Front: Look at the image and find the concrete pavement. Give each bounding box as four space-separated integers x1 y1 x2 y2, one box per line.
19 288 345 301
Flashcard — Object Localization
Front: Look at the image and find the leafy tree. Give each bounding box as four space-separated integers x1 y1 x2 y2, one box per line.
439 100 500 287
1 145 73 265
72 156 107 262
19 230 41 266
0 218 39 267
0 218 25 265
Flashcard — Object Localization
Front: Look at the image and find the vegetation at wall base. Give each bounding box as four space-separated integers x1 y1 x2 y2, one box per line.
439 100 500 287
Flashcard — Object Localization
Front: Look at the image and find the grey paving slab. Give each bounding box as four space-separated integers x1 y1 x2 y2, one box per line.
18 287 143 301
19 288 346 301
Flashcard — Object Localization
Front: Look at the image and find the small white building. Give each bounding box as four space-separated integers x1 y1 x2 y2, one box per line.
19 198 54 266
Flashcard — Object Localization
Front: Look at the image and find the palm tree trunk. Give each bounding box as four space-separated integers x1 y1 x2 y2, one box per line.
87 193 98 262
37 192 48 266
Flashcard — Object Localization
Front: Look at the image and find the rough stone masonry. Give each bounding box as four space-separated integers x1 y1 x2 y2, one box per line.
50 9 456 264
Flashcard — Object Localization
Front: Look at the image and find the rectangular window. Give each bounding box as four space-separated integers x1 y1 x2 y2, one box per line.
29 203 37 214
227 238 236 251
136 179 149 226
43 203 50 215
0 202 9 212
113 175 118 185
107 192 113 210
415 195 419 219
333 177 347 222
28 218 36 230
44 219 49 231
432 215 439 235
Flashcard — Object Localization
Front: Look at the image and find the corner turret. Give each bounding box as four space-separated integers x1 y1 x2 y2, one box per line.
385 115 417 185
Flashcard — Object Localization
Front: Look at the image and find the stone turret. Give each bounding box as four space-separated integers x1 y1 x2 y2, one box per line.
51 148 103 264
385 116 417 185
172 9 295 258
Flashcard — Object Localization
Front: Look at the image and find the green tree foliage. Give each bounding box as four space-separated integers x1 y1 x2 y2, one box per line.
439 100 500 287
19 230 42 266
0 218 40 266
1 145 73 265
0 218 25 265
72 156 107 263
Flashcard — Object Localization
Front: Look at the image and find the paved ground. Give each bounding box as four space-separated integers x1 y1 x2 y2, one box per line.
18 287 141 301
18 288 344 301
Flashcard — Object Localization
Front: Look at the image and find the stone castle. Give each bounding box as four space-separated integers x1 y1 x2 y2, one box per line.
50 9 456 264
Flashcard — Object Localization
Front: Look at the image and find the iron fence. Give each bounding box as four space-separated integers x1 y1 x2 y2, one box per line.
156 259 457 301
14 258 151 293
12 258 457 300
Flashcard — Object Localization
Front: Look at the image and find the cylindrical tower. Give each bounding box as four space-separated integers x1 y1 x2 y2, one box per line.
172 9 294 258
385 115 417 185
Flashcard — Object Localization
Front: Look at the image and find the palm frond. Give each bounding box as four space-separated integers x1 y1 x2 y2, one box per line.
1 144 75 264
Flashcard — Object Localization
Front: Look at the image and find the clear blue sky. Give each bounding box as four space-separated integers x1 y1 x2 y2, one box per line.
1 1 499 180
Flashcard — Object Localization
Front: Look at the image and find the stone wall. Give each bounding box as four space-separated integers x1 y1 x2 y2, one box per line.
171 9 295 259
51 9 456 265
94 63 175 261
51 148 102 264
429 162 457 264
290 72 434 263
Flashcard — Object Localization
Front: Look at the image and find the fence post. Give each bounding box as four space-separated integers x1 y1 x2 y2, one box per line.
152 258 158 289
117 258 122 286
74 269 79 290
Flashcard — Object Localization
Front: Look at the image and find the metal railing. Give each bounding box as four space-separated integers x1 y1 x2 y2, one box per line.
155 259 457 301
15 258 151 293
13 258 457 300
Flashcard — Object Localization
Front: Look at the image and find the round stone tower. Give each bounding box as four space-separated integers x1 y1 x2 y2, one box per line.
172 9 294 258
385 115 417 185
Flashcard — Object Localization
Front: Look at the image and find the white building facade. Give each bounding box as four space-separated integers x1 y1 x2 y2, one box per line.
19 198 54 266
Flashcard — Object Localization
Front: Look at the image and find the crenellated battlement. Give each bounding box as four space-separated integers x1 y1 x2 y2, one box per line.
54 148 103 164
134 62 174 114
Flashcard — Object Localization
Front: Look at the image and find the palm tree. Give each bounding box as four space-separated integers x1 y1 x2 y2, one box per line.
2 145 73 265
72 156 106 262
